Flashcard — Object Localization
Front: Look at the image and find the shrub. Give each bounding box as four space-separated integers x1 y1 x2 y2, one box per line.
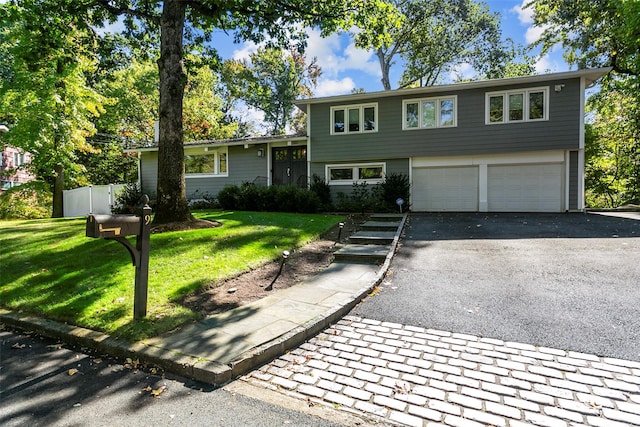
216 183 320 213
309 174 333 211
217 185 241 210
377 172 410 212
334 173 410 213
111 183 148 214
0 181 52 219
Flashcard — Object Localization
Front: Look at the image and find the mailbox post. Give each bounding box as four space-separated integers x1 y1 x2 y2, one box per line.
86 196 152 319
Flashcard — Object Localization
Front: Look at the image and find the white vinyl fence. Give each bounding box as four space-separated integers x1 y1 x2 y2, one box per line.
63 184 126 217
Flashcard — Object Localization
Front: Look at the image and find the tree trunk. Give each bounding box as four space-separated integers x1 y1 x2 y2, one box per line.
52 164 64 218
377 48 392 91
153 0 192 224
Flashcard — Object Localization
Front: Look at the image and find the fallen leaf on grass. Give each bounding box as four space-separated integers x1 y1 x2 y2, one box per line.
11 343 26 349
68 368 80 376
46 344 63 350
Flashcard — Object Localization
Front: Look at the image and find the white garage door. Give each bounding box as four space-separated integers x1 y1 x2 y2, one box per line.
488 164 563 212
413 166 478 211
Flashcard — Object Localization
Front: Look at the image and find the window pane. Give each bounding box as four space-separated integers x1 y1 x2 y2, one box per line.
405 102 419 128
509 93 524 121
489 95 503 122
218 152 227 173
333 109 345 133
330 168 353 180
440 99 455 126
185 154 215 174
292 147 306 160
529 91 544 119
363 106 375 131
348 108 360 132
421 101 436 128
359 167 383 180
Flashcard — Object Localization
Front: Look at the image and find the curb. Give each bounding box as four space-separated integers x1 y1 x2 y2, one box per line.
1 213 408 386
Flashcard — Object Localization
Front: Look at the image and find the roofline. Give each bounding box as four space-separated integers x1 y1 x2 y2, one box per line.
296 67 612 108
125 134 307 153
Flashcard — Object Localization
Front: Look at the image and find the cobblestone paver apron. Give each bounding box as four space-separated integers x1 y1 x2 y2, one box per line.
242 316 640 427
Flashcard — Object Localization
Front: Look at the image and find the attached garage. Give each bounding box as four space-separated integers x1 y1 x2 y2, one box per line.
412 166 479 211
488 164 563 212
411 152 570 213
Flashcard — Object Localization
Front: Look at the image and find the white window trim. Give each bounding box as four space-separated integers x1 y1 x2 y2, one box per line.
325 162 386 185
330 103 378 135
185 147 229 178
485 86 549 125
402 95 458 130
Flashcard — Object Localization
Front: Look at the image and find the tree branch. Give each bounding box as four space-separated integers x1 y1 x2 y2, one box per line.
93 0 160 25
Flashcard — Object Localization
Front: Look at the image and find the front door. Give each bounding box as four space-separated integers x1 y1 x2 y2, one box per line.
272 146 307 187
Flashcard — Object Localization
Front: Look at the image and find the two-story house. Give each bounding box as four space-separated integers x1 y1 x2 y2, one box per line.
133 67 609 212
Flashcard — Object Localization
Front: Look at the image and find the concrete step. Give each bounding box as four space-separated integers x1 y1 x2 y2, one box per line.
360 221 401 231
370 213 404 221
349 231 396 245
333 244 390 264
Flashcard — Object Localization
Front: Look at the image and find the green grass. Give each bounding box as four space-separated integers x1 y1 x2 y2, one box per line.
0 210 342 341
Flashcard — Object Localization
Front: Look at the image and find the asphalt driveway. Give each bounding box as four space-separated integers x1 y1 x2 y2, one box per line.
352 212 640 361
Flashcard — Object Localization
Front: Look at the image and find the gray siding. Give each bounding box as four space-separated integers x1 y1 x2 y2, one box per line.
309 77 582 162
569 150 579 210
139 144 270 199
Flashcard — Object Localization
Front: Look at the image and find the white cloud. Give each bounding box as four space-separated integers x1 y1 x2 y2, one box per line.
511 1 534 25
449 62 475 82
314 77 356 97
511 0 549 45
231 40 261 61
305 29 379 78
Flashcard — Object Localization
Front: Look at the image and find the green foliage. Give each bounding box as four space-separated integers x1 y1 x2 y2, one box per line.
376 172 411 212
222 47 320 135
585 75 640 208
531 0 640 76
0 1 106 216
0 211 341 340
0 181 52 219
111 183 152 214
217 183 320 213
309 174 333 211
335 173 411 213
355 0 505 89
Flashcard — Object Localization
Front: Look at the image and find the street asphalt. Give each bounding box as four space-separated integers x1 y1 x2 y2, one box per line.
352 212 640 361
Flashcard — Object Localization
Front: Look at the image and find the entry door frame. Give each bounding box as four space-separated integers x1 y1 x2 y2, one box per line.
271 145 308 188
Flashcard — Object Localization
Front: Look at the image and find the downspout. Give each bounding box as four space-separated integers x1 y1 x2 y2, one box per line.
578 77 586 211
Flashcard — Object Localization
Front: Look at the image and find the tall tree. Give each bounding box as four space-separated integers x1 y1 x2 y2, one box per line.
354 0 504 90
0 1 105 217
585 76 640 207
223 47 321 135
530 0 640 76
531 0 640 207
88 0 399 224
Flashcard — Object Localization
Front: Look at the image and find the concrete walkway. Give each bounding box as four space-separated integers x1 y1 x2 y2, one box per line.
1 213 407 386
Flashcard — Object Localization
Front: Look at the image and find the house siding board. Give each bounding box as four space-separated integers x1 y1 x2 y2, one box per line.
309 78 582 162
569 150 579 210
186 144 268 197
140 144 270 199
140 152 158 196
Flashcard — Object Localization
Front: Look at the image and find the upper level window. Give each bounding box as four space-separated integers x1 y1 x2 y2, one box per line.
185 147 228 176
331 103 377 134
403 96 457 130
486 87 548 124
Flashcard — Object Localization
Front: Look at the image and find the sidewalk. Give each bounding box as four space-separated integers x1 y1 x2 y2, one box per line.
0 213 407 386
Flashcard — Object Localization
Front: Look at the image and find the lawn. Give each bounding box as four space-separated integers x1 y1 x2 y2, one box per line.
0 210 342 340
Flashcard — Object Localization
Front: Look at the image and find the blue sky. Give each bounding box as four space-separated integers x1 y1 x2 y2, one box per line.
213 0 568 97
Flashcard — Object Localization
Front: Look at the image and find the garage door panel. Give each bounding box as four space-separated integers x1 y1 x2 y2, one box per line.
488 164 563 212
413 166 478 211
